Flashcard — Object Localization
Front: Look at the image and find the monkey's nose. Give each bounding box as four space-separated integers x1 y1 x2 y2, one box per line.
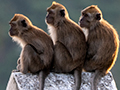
46 14 49 19
80 18 83 23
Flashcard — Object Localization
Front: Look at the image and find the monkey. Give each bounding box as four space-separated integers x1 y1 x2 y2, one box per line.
9 14 54 90
45 2 87 90
78 5 119 90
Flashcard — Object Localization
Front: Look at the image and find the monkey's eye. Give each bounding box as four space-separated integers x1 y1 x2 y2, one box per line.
9 22 16 27
60 9 65 17
49 11 53 14
82 12 88 17
84 14 88 17
48 10 55 15
49 12 52 14
82 12 85 15
96 13 101 20
21 20 27 27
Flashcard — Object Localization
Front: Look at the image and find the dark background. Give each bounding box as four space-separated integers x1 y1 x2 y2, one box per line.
0 0 120 90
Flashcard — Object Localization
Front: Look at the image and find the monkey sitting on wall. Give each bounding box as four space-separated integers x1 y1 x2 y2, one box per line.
45 2 87 90
79 5 119 90
9 14 54 90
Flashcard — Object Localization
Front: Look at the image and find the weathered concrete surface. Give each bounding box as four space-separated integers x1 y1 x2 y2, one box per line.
6 71 117 90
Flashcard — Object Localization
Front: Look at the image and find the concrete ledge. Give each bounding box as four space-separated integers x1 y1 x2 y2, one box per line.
6 71 117 90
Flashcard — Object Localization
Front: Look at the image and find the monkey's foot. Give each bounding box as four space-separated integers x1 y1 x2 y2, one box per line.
12 69 20 72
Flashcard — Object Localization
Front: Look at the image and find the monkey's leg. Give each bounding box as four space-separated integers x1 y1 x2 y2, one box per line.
21 44 43 74
20 58 28 74
74 67 82 90
39 70 49 90
20 44 33 74
53 41 74 72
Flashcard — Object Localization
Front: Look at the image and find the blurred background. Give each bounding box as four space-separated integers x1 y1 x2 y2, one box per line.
0 0 120 90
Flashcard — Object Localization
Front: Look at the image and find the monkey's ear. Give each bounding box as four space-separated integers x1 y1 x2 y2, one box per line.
96 13 101 20
21 20 27 27
52 1 57 5
60 9 65 17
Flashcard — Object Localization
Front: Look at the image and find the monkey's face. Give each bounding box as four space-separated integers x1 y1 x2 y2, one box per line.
9 21 19 36
46 8 55 25
79 5 102 29
9 14 32 37
45 1 68 25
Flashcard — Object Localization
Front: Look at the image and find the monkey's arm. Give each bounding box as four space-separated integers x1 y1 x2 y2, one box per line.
27 44 44 55
30 39 44 55
67 40 86 63
56 41 72 58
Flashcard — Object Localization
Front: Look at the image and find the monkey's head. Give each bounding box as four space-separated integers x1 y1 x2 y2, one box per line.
79 5 102 29
45 1 69 26
9 14 32 37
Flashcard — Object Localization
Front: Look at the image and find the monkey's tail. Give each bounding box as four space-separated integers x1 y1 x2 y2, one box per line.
74 67 82 90
38 71 45 90
38 70 49 90
92 70 105 90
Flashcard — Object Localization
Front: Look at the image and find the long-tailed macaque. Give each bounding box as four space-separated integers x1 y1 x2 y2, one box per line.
9 14 54 90
45 2 87 90
79 5 119 90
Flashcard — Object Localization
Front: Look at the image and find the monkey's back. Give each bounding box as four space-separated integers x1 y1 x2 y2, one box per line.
86 20 119 73
23 26 54 68
58 19 87 64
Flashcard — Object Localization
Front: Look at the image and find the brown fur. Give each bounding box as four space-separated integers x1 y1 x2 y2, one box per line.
79 5 119 90
45 2 87 90
9 14 54 90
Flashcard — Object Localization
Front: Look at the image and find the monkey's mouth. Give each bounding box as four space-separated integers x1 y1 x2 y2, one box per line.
9 30 14 36
45 15 49 23
46 18 53 24
9 28 18 36
78 21 84 28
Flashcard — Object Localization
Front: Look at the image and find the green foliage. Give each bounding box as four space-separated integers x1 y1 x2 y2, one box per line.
0 0 120 89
